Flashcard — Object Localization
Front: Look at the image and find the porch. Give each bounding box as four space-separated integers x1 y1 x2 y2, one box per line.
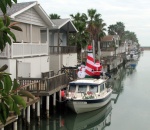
18 69 77 96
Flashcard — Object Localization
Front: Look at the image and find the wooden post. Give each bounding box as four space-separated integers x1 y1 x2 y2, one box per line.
53 119 56 130
23 109 26 119
13 121 17 130
46 96 50 118
37 101 40 125
27 106 30 124
53 93 56 108
18 116 22 130
59 90 61 102
40 97 42 106
1 128 4 130
46 118 49 130
32 103 35 111
59 115 62 127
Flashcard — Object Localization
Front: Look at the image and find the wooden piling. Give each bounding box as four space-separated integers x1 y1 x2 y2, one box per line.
46 96 50 118
13 121 17 130
59 90 62 102
37 101 40 125
53 93 56 107
27 106 30 125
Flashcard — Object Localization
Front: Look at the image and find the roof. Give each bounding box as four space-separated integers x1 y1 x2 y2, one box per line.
69 78 106 85
0 1 54 27
101 35 114 42
50 18 78 33
0 1 35 16
101 35 120 42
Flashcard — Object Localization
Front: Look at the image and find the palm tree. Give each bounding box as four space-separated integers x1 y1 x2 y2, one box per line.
86 9 100 43
70 9 107 61
69 13 89 62
108 25 116 35
115 22 125 40
122 31 138 43
86 9 106 51
49 13 61 19
108 22 125 40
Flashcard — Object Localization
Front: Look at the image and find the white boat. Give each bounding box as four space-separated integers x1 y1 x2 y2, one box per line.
126 50 138 61
65 44 112 114
65 100 112 130
65 77 112 114
126 60 137 69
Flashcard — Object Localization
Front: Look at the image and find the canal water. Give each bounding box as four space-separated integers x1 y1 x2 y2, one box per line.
6 51 150 130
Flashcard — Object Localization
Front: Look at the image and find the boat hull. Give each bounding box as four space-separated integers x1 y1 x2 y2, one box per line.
65 101 112 130
66 91 112 114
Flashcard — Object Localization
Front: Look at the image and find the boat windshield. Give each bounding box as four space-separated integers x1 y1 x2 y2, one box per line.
89 85 98 93
78 85 87 93
100 83 105 92
69 84 76 92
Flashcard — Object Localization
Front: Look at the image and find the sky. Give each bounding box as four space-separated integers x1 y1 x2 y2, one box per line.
18 0 150 47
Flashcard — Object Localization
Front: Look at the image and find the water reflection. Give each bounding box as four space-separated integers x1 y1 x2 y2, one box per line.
109 62 138 105
64 101 112 130
109 66 129 104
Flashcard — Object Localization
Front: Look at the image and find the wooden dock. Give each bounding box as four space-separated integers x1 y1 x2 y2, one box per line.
0 70 77 130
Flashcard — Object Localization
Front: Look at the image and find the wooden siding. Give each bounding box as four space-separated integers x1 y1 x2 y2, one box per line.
11 23 41 43
11 23 30 42
15 8 47 27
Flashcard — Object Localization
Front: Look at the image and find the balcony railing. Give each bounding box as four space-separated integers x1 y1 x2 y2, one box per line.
49 46 77 54
0 42 48 58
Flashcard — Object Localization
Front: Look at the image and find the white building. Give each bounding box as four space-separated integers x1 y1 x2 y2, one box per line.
0 1 78 79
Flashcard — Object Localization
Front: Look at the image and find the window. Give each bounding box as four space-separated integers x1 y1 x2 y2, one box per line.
89 85 98 93
78 85 87 93
69 84 76 92
100 84 105 92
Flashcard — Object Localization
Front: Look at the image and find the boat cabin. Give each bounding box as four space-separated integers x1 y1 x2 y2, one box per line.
67 78 109 99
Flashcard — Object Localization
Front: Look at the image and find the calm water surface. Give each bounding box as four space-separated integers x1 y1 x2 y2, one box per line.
107 51 150 130
14 51 150 130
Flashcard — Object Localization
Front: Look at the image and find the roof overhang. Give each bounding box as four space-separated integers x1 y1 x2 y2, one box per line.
51 19 78 33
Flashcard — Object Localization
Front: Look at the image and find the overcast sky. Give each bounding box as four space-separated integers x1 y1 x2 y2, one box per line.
18 0 150 46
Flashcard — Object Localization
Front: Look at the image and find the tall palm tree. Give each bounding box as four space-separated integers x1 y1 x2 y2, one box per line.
86 9 106 51
115 22 125 40
86 9 100 43
69 13 89 53
49 13 61 19
108 22 125 40
108 25 116 35
124 31 138 43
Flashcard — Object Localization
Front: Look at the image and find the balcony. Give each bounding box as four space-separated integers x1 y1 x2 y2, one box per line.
0 42 48 58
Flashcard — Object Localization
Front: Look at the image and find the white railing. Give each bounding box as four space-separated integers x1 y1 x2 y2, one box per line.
0 42 48 58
